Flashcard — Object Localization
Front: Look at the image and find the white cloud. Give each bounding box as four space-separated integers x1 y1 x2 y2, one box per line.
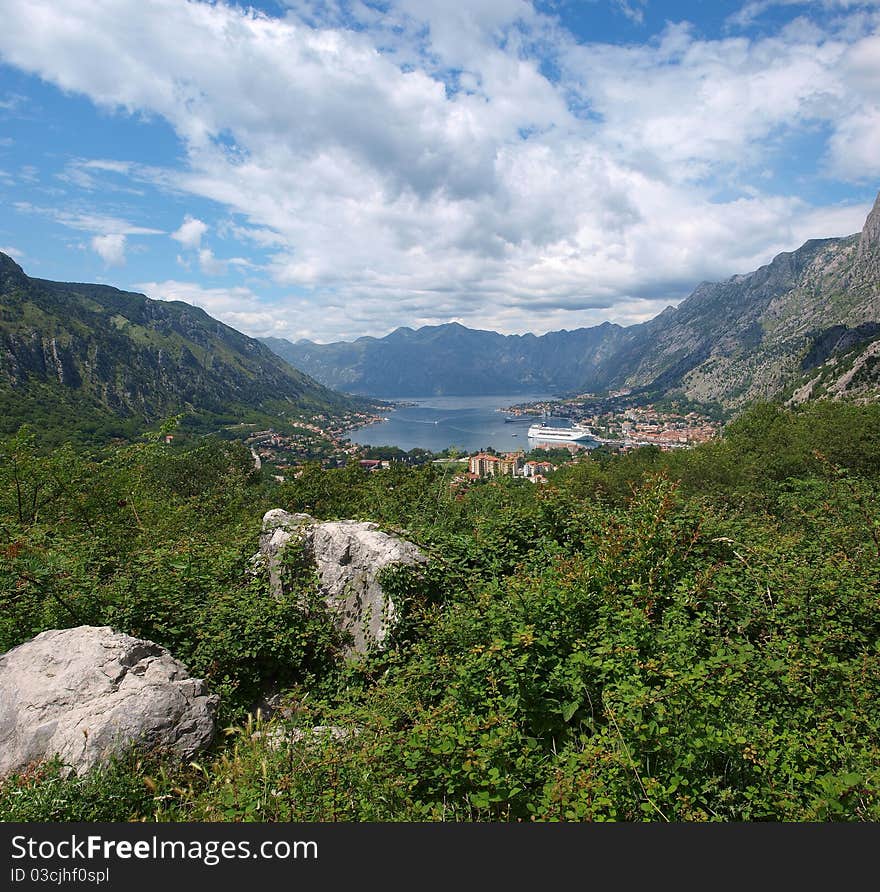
614 0 648 24
558 22 864 183
827 108 880 180
0 92 26 111
58 158 142 193
198 247 226 276
18 165 39 184
0 0 878 340
14 202 163 237
91 233 126 266
728 0 880 29
82 159 132 174
0 245 25 260
171 215 208 251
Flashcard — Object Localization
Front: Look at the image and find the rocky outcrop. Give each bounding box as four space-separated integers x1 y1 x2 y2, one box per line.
258 509 314 595
858 191 880 258
257 510 426 655
0 626 218 776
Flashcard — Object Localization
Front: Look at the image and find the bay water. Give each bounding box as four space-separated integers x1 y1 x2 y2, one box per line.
347 394 577 453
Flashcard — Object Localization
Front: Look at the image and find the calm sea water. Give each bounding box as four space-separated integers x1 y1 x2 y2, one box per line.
347 394 580 453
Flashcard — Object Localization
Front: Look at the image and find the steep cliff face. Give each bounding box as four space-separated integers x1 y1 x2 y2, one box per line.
618 194 879 408
0 255 356 438
615 237 863 406
858 192 880 257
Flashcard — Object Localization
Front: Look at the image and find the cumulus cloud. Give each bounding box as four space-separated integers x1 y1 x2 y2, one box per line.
91 233 126 266
0 0 878 340
171 215 208 251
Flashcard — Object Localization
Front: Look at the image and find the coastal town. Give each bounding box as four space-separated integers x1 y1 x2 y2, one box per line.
230 393 722 482
502 393 721 453
461 451 554 483
234 406 389 469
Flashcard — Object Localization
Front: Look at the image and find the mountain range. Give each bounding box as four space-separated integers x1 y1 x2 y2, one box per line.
264 190 880 408
263 321 627 398
3 188 878 444
0 253 357 442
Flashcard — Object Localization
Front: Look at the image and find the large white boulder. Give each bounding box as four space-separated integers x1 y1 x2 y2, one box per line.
257 510 426 655
0 626 218 776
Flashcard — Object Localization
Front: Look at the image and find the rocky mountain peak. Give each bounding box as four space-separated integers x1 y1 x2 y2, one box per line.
858 190 880 257
0 252 27 290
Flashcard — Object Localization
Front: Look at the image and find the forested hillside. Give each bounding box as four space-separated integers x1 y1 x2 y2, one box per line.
2 401 879 821
0 253 358 442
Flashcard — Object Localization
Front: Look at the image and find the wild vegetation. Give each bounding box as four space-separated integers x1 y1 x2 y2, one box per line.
1 400 879 821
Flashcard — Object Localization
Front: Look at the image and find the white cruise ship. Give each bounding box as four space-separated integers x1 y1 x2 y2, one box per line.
527 422 595 443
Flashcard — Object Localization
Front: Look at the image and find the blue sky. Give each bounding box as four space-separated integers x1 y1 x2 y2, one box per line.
1 0 878 342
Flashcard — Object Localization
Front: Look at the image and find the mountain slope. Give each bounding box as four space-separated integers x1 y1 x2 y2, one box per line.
610 192 880 407
0 253 357 440
265 190 880 407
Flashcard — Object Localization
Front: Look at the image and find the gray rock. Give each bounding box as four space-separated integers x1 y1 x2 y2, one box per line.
258 509 314 595
257 510 426 655
254 723 356 750
858 190 880 257
0 626 218 777
289 724 353 744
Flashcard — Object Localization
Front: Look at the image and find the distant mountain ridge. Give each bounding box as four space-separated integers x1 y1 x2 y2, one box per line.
263 320 627 397
264 191 880 407
0 253 357 440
